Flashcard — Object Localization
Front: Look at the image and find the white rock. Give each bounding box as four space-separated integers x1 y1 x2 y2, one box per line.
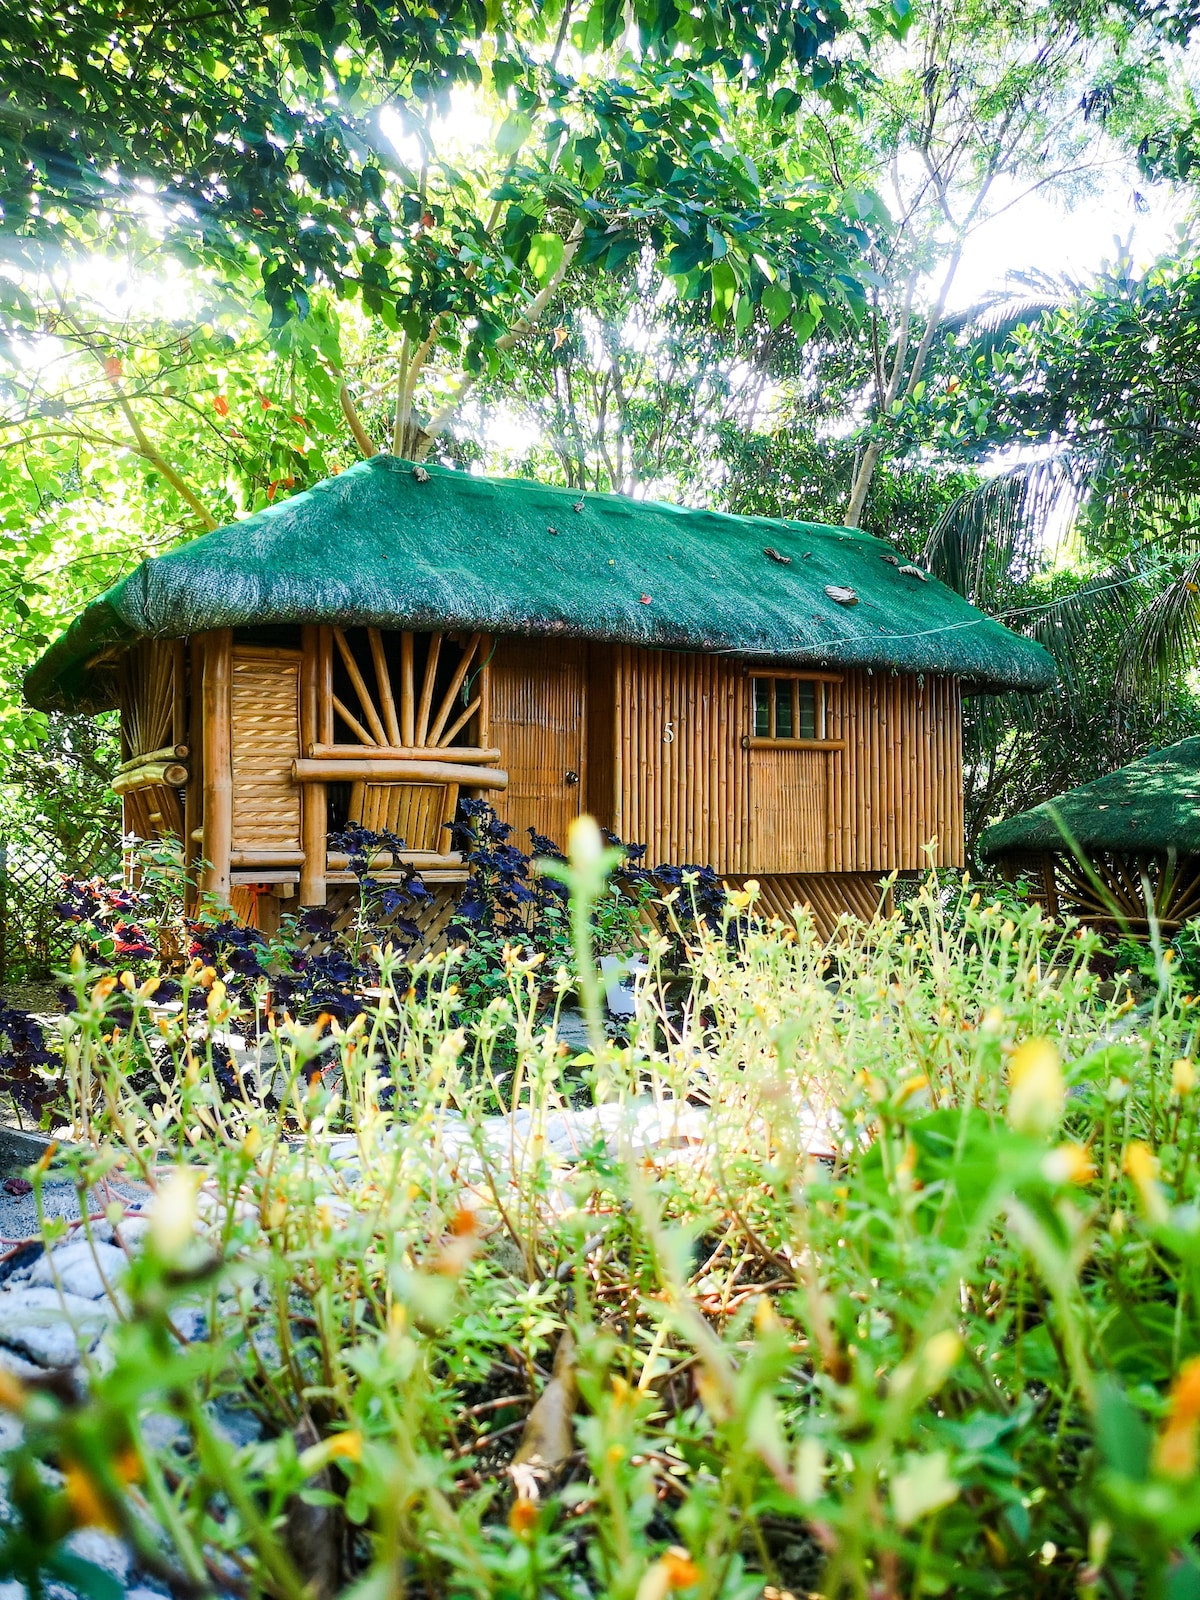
63 1527 131 1583
0 1347 45 1383
30 1241 127 1300
0 1288 111 1368
112 1217 152 1250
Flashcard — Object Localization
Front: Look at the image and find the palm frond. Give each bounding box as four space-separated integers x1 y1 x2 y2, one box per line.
1115 555 1200 698
923 457 1084 610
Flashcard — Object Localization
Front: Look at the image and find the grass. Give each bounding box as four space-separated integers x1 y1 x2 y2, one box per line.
3 839 1200 1600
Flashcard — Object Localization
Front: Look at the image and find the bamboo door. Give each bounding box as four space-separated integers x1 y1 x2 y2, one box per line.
488 641 587 852
748 748 830 873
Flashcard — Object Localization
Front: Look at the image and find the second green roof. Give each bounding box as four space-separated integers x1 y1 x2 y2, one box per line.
26 456 1056 712
979 738 1200 859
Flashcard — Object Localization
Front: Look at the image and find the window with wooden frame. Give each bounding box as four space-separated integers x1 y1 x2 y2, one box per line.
751 676 828 745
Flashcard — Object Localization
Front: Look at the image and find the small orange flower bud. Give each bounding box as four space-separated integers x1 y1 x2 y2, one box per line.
508 1496 538 1536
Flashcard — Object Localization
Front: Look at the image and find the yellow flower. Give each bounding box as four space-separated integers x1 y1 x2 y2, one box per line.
635 1550 701 1600
509 1496 538 1536
895 1074 928 1105
240 1125 263 1159
1124 1141 1168 1225
1007 1039 1064 1137
921 1330 961 1390
149 1168 201 1258
1042 1143 1096 1186
1155 1357 1200 1478
567 813 604 871
326 1430 362 1462
0 1369 27 1413
63 1462 117 1531
1173 1058 1196 1097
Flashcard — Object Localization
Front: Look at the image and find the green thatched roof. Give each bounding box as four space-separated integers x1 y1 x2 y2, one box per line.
979 738 1200 859
26 456 1055 713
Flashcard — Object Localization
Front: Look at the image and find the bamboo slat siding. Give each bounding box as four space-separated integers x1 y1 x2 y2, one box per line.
489 640 587 850
606 649 962 873
230 647 303 859
610 645 744 864
125 628 964 924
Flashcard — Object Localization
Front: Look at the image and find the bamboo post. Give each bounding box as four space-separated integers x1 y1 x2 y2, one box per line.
332 626 387 743
369 627 402 746
183 639 203 910
300 625 327 906
415 632 442 745
200 628 233 904
477 636 491 751
400 632 415 746
319 627 334 744
171 640 186 751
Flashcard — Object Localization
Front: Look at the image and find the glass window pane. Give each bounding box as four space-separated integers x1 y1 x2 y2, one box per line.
775 681 794 738
753 679 770 738
798 681 817 740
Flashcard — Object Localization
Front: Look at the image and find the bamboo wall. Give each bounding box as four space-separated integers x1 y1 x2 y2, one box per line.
118 630 965 918
601 647 963 874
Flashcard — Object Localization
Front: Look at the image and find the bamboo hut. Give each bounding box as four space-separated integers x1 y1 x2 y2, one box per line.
26 457 1054 938
980 738 1200 932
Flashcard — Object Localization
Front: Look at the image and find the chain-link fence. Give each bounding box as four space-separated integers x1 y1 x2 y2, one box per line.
0 816 121 985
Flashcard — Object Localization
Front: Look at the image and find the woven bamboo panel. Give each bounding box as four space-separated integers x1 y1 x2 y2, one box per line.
230 650 303 856
348 780 456 851
748 746 829 873
728 872 890 939
490 640 586 850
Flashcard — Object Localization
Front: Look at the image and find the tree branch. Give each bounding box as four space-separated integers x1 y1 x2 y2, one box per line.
340 382 378 458
416 222 585 458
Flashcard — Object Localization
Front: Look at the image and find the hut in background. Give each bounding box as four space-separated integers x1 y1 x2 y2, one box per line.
26 457 1055 940
979 738 1200 931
